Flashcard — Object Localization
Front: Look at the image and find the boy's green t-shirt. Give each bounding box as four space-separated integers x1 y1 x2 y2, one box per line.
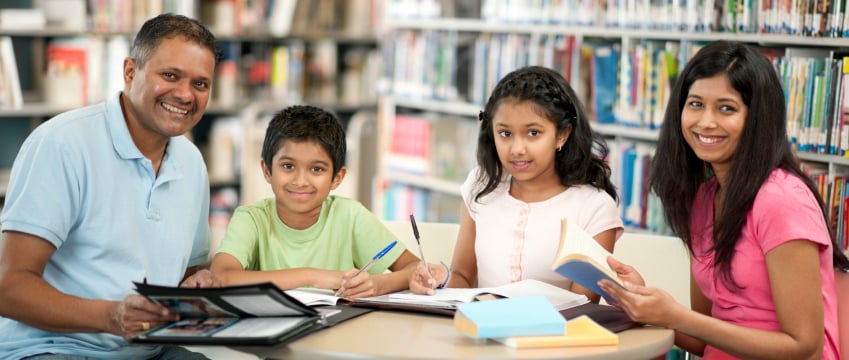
216 195 405 274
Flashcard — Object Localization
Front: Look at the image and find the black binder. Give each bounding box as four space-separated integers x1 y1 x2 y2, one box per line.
130 282 371 346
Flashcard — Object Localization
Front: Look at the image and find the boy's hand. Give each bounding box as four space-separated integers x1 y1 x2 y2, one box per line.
180 269 221 288
311 269 345 292
409 262 447 295
336 268 378 298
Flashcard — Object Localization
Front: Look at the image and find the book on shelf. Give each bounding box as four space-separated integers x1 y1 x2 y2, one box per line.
552 218 624 303
267 0 300 36
45 38 88 108
0 36 22 110
130 281 369 346
454 296 565 339
492 314 618 349
350 278 588 316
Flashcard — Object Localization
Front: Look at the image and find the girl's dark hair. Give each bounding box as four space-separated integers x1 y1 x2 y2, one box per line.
262 105 346 178
475 66 617 202
130 13 220 69
650 40 849 287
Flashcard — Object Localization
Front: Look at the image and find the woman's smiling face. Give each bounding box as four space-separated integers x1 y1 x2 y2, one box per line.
681 74 748 175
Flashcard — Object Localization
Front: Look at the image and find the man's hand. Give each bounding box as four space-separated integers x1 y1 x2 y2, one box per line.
108 294 177 340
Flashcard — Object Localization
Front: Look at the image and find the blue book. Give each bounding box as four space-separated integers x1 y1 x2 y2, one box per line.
454 296 565 339
552 218 625 304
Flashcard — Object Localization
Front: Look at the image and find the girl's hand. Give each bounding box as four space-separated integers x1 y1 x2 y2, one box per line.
598 279 684 328
607 256 645 286
409 262 448 295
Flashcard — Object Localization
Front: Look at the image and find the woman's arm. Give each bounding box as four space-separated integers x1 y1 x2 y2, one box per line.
603 240 825 360
673 270 709 355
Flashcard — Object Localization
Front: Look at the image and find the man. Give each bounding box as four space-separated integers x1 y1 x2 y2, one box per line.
0 14 220 359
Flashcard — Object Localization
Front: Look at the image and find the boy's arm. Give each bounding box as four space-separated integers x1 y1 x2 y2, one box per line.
339 250 420 298
210 252 345 290
377 250 420 292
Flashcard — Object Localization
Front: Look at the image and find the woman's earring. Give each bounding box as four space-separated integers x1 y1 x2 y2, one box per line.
557 145 562 152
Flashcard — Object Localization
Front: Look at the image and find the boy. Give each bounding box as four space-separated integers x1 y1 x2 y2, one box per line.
211 105 419 297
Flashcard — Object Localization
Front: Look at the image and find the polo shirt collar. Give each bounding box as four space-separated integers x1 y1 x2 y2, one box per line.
106 91 183 182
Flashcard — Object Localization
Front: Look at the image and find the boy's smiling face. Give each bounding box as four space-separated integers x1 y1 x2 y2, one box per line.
261 139 346 229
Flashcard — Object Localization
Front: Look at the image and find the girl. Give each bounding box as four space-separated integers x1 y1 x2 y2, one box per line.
599 40 849 359
410 66 623 303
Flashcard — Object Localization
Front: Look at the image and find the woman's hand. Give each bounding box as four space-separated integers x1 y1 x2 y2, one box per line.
599 278 684 328
606 256 645 286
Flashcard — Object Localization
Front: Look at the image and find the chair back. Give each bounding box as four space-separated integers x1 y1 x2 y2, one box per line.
382 220 460 266
612 232 691 307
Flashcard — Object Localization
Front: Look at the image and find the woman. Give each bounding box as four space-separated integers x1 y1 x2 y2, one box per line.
599 40 849 359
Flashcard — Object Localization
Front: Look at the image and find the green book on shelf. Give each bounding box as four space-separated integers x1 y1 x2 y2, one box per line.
453 296 565 339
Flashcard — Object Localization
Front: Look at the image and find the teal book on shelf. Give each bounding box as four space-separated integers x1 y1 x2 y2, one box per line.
453 296 565 339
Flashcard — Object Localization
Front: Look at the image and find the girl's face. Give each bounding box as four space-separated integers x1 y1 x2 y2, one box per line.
261 140 345 228
681 74 748 176
492 99 569 186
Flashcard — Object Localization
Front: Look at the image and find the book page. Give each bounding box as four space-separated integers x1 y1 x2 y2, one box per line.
553 219 625 303
482 279 588 310
285 288 340 306
555 218 619 281
212 317 310 338
220 294 304 316
387 279 588 310
388 288 483 303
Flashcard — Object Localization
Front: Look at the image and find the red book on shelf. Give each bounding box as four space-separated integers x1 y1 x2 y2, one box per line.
46 43 87 107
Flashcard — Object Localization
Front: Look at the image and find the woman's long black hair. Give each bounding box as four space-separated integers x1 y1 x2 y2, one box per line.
650 40 849 287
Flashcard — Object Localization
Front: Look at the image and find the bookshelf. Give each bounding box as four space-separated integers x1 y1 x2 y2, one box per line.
374 1 849 244
0 1 382 214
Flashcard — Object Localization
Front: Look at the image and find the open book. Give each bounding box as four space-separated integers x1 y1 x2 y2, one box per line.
553 218 625 303
284 287 341 306
131 282 354 346
350 279 588 316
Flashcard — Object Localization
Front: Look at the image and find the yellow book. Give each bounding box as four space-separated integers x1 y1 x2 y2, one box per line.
494 315 618 348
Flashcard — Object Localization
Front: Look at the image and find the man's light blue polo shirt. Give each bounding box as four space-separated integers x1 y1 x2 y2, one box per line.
0 92 210 359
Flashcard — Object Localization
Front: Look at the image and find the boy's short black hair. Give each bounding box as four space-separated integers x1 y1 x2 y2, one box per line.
261 105 346 177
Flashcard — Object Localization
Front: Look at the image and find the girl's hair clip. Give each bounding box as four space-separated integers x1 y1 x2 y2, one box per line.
478 110 486 122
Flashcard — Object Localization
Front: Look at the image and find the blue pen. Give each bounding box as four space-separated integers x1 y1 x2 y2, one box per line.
355 240 397 277
335 240 398 296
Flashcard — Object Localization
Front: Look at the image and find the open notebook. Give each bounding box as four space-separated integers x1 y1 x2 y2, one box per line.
349 279 588 316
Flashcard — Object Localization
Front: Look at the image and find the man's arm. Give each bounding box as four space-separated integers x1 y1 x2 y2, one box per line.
0 231 175 338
